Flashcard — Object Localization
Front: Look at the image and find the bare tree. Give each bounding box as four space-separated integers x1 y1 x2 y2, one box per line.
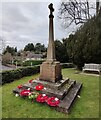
58 0 100 28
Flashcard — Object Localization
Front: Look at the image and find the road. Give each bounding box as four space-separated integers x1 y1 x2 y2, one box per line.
0 65 16 71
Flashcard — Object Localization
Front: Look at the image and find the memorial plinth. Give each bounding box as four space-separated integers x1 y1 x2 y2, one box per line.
13 3 82 114
39 61 62 82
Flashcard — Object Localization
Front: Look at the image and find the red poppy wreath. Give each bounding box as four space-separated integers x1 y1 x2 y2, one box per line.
20 90 31 97
28 79 33 83
46 97 60 106
36 94 48 103
35 84 44 91
17 85 23 89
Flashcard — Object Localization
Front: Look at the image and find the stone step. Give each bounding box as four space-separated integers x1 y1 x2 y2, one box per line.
56 82 82 113
32 78 69 90
60 80 76 99
12 84 32 94
40 80 76 99
13 79 76 100
23 79 76 100
12 80 82 114
13 83 35 94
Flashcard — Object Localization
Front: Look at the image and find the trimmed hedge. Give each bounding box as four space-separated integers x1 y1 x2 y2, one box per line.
23 60 44 66
1 66 40 85
1 63 74 85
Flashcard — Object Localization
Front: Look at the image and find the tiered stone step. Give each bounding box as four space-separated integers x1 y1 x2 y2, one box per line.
17 79 76 100
56 82 82 113
40 80 76 100
13 79 69 93
13 78 82 114
32 78 70 90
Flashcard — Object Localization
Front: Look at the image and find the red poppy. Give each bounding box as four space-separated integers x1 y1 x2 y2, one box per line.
35 84 44 91
46 97 60 106
36 94 48 103
20 90 31 97
29 80 33 83
17 85 23 89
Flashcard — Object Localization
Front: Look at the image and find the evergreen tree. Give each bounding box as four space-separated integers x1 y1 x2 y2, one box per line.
3 46 16 56
24 43 34 52
55 40 69 63
65 12 101 69
34 43 46 54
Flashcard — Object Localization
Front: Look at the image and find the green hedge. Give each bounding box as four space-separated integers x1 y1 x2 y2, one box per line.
1 66 40 85
23 60 44 66
1 63 74 85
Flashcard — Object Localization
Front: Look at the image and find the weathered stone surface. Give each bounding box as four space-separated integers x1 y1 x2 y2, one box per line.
40 80 75 99
13 79 82 113
32 78 69 90
56 82 82 113
39 61 62 82
39 3 62 83
16 79 74 100
47 3 56 62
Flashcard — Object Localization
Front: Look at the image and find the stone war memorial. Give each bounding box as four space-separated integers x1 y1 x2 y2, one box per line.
13 3 82 114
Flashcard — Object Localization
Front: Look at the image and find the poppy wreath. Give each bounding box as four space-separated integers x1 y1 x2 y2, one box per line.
35 84 44 91
36 94 48 103
17 85 23 89
20 90 31 97
28 80 33 83
46 97 60 106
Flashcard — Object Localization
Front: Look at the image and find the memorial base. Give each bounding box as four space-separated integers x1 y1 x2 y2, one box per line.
39 61 62 82
13 77 82 113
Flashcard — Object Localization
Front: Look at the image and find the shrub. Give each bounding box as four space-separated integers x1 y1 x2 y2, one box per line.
21 66 40 77
1 66 40 85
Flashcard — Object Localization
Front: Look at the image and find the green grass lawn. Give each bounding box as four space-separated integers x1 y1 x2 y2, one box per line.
2 68 99 118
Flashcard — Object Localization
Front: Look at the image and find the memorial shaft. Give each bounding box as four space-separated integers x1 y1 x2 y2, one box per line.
47 3 56 62
39 3 62 82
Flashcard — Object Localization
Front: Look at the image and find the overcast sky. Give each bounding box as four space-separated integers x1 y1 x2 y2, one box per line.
1 1 80 51
0 0 98 52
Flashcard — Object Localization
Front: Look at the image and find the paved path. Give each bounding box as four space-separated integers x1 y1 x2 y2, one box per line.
80 72 100 77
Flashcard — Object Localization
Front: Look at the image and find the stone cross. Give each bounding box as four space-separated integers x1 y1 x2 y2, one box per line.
47 3 56 62
48 3 54 17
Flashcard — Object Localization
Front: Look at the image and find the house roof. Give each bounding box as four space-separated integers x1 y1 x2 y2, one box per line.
26 53 43 58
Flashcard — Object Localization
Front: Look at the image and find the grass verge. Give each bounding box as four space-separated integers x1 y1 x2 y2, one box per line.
2 68 99 118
